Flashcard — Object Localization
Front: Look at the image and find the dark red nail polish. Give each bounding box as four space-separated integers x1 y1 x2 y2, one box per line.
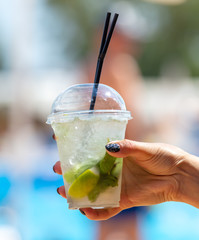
57 188 60 195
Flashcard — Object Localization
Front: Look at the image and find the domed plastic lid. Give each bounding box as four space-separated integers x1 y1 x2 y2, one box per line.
47 83 132 124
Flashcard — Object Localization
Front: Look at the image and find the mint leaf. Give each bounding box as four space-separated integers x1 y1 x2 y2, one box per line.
88 174 118 202
99 152 116 174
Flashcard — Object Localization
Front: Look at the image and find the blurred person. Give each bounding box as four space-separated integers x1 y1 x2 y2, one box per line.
54 138 199 219
84 38 145 239
82 6 148 240
62 4 148 240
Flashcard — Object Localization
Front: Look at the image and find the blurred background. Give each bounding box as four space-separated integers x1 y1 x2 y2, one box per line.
1 0 199 239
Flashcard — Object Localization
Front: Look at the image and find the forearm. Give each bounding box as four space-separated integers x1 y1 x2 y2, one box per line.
177 153 199 208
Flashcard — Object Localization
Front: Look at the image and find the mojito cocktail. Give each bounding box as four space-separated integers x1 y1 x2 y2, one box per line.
47 84 131 209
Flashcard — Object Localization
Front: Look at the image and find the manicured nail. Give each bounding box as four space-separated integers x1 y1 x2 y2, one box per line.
57 187 60 195
52 134 58 141
79 209 86 215
105 143 120 152
53 165 56 173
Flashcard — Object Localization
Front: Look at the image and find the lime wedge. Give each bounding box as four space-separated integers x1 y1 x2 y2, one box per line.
64 162 96 184
68 168 99 198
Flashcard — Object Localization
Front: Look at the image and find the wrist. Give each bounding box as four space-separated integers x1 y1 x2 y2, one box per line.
176 153 199 208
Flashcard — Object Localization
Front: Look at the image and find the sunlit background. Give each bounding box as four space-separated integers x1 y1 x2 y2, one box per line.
1 0 199 239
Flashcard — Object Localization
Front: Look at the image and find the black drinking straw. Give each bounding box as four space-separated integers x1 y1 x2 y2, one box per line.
89 12 119 110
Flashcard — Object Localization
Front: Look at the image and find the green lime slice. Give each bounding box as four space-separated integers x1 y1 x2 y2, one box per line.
63 161 97 184
68 168 99 198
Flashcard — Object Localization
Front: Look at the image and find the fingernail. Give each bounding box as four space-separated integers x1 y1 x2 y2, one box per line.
52 134 57 140
105 143 120 152
57 187 60 195
53 165 56 173
79 209 86 215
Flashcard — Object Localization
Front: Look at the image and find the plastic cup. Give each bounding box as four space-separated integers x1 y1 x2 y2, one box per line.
47 83 132 209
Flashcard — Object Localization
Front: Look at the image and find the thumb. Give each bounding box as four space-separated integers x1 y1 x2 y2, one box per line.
105 139 158 160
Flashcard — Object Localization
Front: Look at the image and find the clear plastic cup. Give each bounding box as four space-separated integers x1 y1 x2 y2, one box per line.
47 83 132 209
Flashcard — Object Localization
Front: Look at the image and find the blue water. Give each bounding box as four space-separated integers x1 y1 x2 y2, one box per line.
0 143 97 240
1 141 199 240
18 185 97 240
2 171 199 240
0 174 97 240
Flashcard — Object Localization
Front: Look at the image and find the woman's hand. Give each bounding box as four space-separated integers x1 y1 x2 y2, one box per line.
53 139 199 220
